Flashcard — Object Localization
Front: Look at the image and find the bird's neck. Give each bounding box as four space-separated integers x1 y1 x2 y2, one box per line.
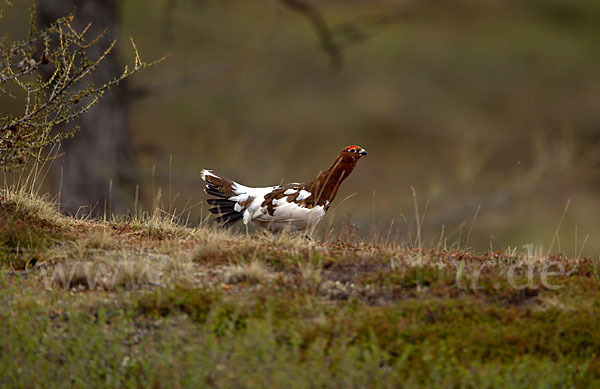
310 156 356 206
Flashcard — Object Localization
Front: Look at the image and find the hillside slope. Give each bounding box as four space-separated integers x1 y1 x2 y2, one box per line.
1 189 599 387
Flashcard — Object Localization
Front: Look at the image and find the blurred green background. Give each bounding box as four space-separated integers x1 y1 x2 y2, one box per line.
3 0 600 255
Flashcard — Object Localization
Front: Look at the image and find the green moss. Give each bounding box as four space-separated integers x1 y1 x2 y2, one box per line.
137 287 218 323
363 266 455 289
2 268 600 387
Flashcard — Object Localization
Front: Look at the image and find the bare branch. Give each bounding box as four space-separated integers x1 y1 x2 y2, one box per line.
280 0 342 72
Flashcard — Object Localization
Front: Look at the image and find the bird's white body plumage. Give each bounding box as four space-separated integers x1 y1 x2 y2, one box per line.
201 169 325 232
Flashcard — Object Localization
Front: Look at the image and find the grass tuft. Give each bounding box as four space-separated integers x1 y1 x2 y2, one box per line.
223 260 274 285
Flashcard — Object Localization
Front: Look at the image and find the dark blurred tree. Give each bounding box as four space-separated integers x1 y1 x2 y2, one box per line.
37 0 136 215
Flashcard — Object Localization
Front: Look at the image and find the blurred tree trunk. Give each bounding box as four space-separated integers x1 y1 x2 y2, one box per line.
37 0 137 216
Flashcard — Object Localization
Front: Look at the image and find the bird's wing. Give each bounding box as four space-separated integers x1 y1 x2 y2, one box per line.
249 184 326 231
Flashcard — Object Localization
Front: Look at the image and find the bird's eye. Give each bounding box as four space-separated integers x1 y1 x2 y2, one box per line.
350 149 356 153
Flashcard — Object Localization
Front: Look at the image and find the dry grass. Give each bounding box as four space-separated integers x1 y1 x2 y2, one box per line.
46 259 161 290
2 182 593 297
85 229 118 250
298 260 323 290
0 182 597 303
222 260 274 285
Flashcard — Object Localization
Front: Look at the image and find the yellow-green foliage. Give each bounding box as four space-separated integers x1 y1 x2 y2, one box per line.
0 4 162 169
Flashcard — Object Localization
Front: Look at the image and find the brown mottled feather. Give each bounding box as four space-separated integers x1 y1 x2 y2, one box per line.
260 148 362 214
203 172 237 198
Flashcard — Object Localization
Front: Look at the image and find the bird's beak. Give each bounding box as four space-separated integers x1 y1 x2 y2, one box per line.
359 148 368 156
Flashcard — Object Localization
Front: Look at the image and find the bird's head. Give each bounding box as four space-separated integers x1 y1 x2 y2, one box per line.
340 145 368 161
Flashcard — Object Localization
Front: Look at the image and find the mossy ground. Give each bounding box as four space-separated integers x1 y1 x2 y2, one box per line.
1 189 599 388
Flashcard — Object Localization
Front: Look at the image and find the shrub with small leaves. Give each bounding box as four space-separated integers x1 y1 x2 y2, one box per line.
0 4 164 169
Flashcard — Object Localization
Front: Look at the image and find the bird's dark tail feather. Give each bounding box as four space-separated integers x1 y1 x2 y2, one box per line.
205 185 228 199
201 170 244 227
207 198 236 214
214 211 244 227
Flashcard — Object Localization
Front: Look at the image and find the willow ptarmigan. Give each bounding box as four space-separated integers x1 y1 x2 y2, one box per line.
201 145 368 232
